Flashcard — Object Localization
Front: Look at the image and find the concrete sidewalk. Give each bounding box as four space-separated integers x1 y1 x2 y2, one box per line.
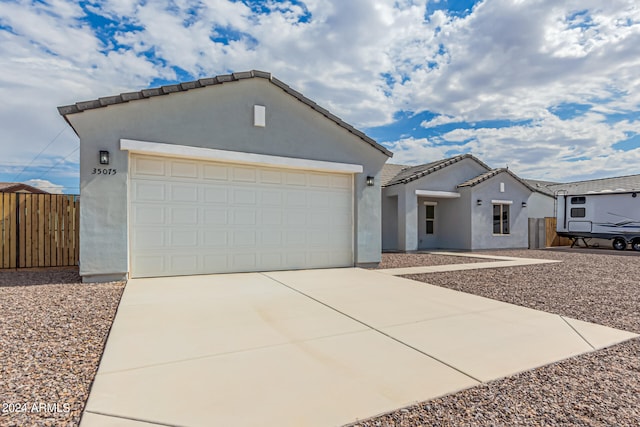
81 268 637 427
376 251 562 275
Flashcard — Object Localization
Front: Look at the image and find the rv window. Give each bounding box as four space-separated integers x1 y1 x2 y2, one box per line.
571 208 586 218
571 197 586 204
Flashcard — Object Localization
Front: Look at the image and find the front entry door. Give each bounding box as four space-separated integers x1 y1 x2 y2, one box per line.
419 202 438 249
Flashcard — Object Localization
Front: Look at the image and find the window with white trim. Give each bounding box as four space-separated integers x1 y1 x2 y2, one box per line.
425 204 435 234
493 203 510 235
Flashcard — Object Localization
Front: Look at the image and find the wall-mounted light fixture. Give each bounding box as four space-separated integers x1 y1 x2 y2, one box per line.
477 199 482 206
522 201 527 208
366 176 375 186
99 150 110 165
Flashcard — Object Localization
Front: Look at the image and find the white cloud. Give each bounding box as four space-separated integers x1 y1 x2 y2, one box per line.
1 0 639 184
24 179 64 194
420 114 462 128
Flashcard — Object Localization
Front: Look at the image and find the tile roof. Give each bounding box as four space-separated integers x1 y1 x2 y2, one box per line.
523 179 561 197
0 182 48 193
380 163 407 186
381 154 491 187
57 70 392 157
545 174 640 195
458 168 536 192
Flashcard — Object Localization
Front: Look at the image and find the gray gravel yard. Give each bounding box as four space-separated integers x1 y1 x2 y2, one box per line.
2 249 639 426
0 269 124 427
352 249 640 426
376 253 485 269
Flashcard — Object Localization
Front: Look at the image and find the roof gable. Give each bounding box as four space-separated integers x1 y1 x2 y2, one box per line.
58 70 392 157
458 168 535 192
382 154 491 187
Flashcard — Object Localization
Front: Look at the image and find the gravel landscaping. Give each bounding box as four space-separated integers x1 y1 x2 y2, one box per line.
0 269 124 427
2 249 639 426
351 249 640 426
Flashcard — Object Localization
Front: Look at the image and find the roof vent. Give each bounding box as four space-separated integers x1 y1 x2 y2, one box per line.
254 105 266 127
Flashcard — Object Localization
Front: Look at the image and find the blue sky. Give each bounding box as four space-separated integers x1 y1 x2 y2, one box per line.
1 0 640 193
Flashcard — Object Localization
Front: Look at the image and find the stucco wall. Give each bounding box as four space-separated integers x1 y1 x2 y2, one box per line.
470 174 531 250
528 192 555 218
381 194 398 250
66 78 389 280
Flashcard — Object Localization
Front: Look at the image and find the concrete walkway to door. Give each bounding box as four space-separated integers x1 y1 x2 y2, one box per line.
81 268 637 427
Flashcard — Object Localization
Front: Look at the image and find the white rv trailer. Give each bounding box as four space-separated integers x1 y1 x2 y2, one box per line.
556 190 640 251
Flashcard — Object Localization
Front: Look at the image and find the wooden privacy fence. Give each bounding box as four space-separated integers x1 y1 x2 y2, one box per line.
0 193 79 269
545 217 571 247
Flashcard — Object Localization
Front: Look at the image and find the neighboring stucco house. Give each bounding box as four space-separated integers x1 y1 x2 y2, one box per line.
381 154 534 251
0 182 48 193
58 70 392 282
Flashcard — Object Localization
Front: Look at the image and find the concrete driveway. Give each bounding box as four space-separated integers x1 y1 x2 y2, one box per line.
81 268 637 427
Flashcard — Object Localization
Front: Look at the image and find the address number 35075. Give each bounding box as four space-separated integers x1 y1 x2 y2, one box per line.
92 168 117 175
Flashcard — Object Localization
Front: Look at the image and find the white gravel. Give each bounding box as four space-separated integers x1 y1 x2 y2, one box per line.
350 249 640 427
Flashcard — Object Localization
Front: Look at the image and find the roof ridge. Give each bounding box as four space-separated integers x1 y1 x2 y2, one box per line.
457 167 536 192
383 153 490 187
58 70 392 158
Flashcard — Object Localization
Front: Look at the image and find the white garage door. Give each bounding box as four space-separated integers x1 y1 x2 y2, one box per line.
129 154 354 278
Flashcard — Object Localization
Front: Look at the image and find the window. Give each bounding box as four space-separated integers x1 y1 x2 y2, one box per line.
571 196 586 204
571 207 586 218
426 204 435 234
493 204 510 235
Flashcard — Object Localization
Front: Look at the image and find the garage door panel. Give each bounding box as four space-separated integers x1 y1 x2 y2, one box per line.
171 184 198 202
331 175 352 188
203 209 227 225
233 189 257 204
285 171 307 186
203 164 229 181
261 210 282 225
309 173 331 188
204 187 228 203
203 230 228 247
203 254 228 269
285 211 306 226
171 255 198 273
260 190 283 205
130 154 353 277
134 158 166 176
170 230 198 247
233 167 257 182
134 206 165 224
259 253 282 270
232 253 257 269
286 191 306 207
260 170 283 184
134 182 165 201
261 230 283 246
233 230 256 246
134 255 165 276
171 208 198 225
233 210 256 225
285 230 306 245
133 229 165 249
